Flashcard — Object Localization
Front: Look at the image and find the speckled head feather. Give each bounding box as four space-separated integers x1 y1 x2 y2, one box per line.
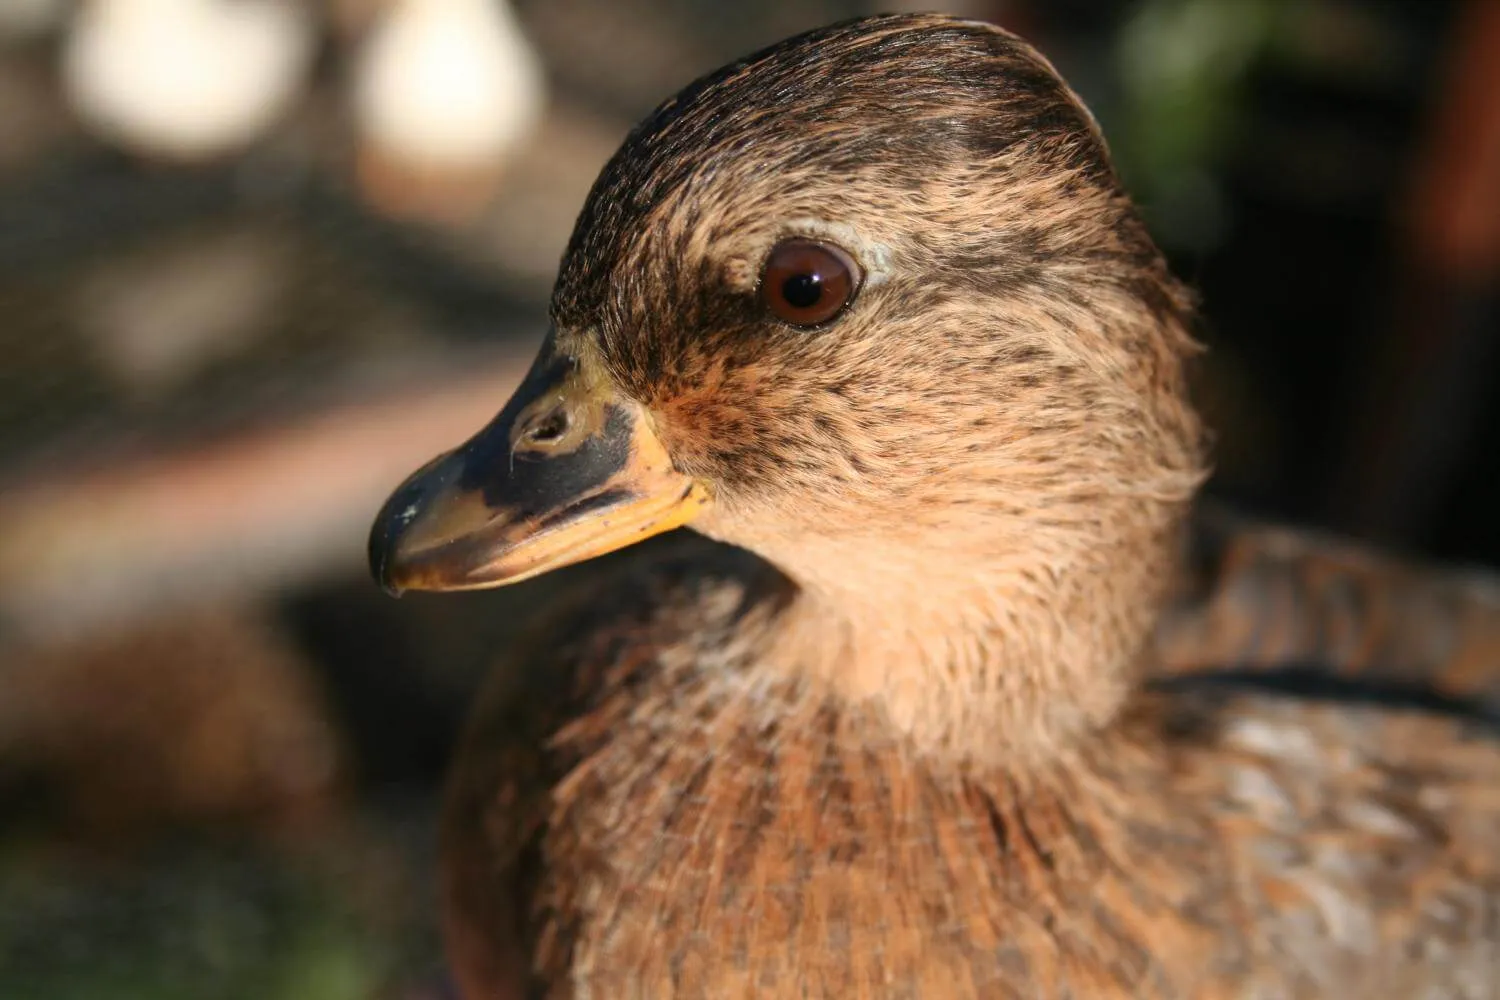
542 13 1206 761
557 14 1120 319
552 12 1203 507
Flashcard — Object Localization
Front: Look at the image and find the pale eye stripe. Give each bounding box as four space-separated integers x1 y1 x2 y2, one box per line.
721 220 895 293
786 219 894 287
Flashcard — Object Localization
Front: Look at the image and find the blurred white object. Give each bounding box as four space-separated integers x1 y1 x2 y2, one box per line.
352 0 545 222
0 0 70 41
62 0 316 161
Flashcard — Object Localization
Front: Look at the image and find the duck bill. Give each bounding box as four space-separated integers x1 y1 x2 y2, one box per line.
368 342 711 594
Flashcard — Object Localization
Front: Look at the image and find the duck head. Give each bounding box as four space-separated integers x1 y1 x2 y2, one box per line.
370 14 1206 762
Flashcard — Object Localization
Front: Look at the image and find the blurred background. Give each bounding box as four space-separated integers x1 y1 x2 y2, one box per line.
0 0 1496 996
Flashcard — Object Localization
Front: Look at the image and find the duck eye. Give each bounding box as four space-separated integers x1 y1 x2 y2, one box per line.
759 238 861 327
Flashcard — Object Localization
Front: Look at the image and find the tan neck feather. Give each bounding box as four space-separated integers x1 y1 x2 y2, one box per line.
743 501 1184 769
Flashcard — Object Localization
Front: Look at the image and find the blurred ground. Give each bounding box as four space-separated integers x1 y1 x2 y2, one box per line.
0 1 1496 997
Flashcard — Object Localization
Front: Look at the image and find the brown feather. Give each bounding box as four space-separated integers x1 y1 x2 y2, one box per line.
1160 501 1500 698
436 14 1500 998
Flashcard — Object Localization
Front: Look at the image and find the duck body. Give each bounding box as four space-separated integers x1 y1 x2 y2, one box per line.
441 534 1500 999
366 14 1500 998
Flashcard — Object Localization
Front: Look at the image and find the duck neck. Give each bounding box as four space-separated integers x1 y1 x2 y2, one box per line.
757 507 1183 770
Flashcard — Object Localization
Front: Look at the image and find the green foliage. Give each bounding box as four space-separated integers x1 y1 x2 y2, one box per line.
0 846 389 1000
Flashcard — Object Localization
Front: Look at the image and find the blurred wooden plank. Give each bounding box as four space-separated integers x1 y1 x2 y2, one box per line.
1406 0 1500 280
0 350 533 644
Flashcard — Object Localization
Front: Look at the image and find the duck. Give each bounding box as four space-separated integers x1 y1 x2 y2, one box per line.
61 0 315 163
367 14 1500 998
350 0 545 224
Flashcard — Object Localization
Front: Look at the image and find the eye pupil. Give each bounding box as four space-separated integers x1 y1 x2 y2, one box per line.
759 238 862 328
781 273 823 309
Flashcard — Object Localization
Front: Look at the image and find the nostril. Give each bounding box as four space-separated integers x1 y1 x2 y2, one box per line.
523 409 571 447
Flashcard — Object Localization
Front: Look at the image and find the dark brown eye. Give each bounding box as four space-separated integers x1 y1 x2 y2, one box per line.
759 238 861 327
